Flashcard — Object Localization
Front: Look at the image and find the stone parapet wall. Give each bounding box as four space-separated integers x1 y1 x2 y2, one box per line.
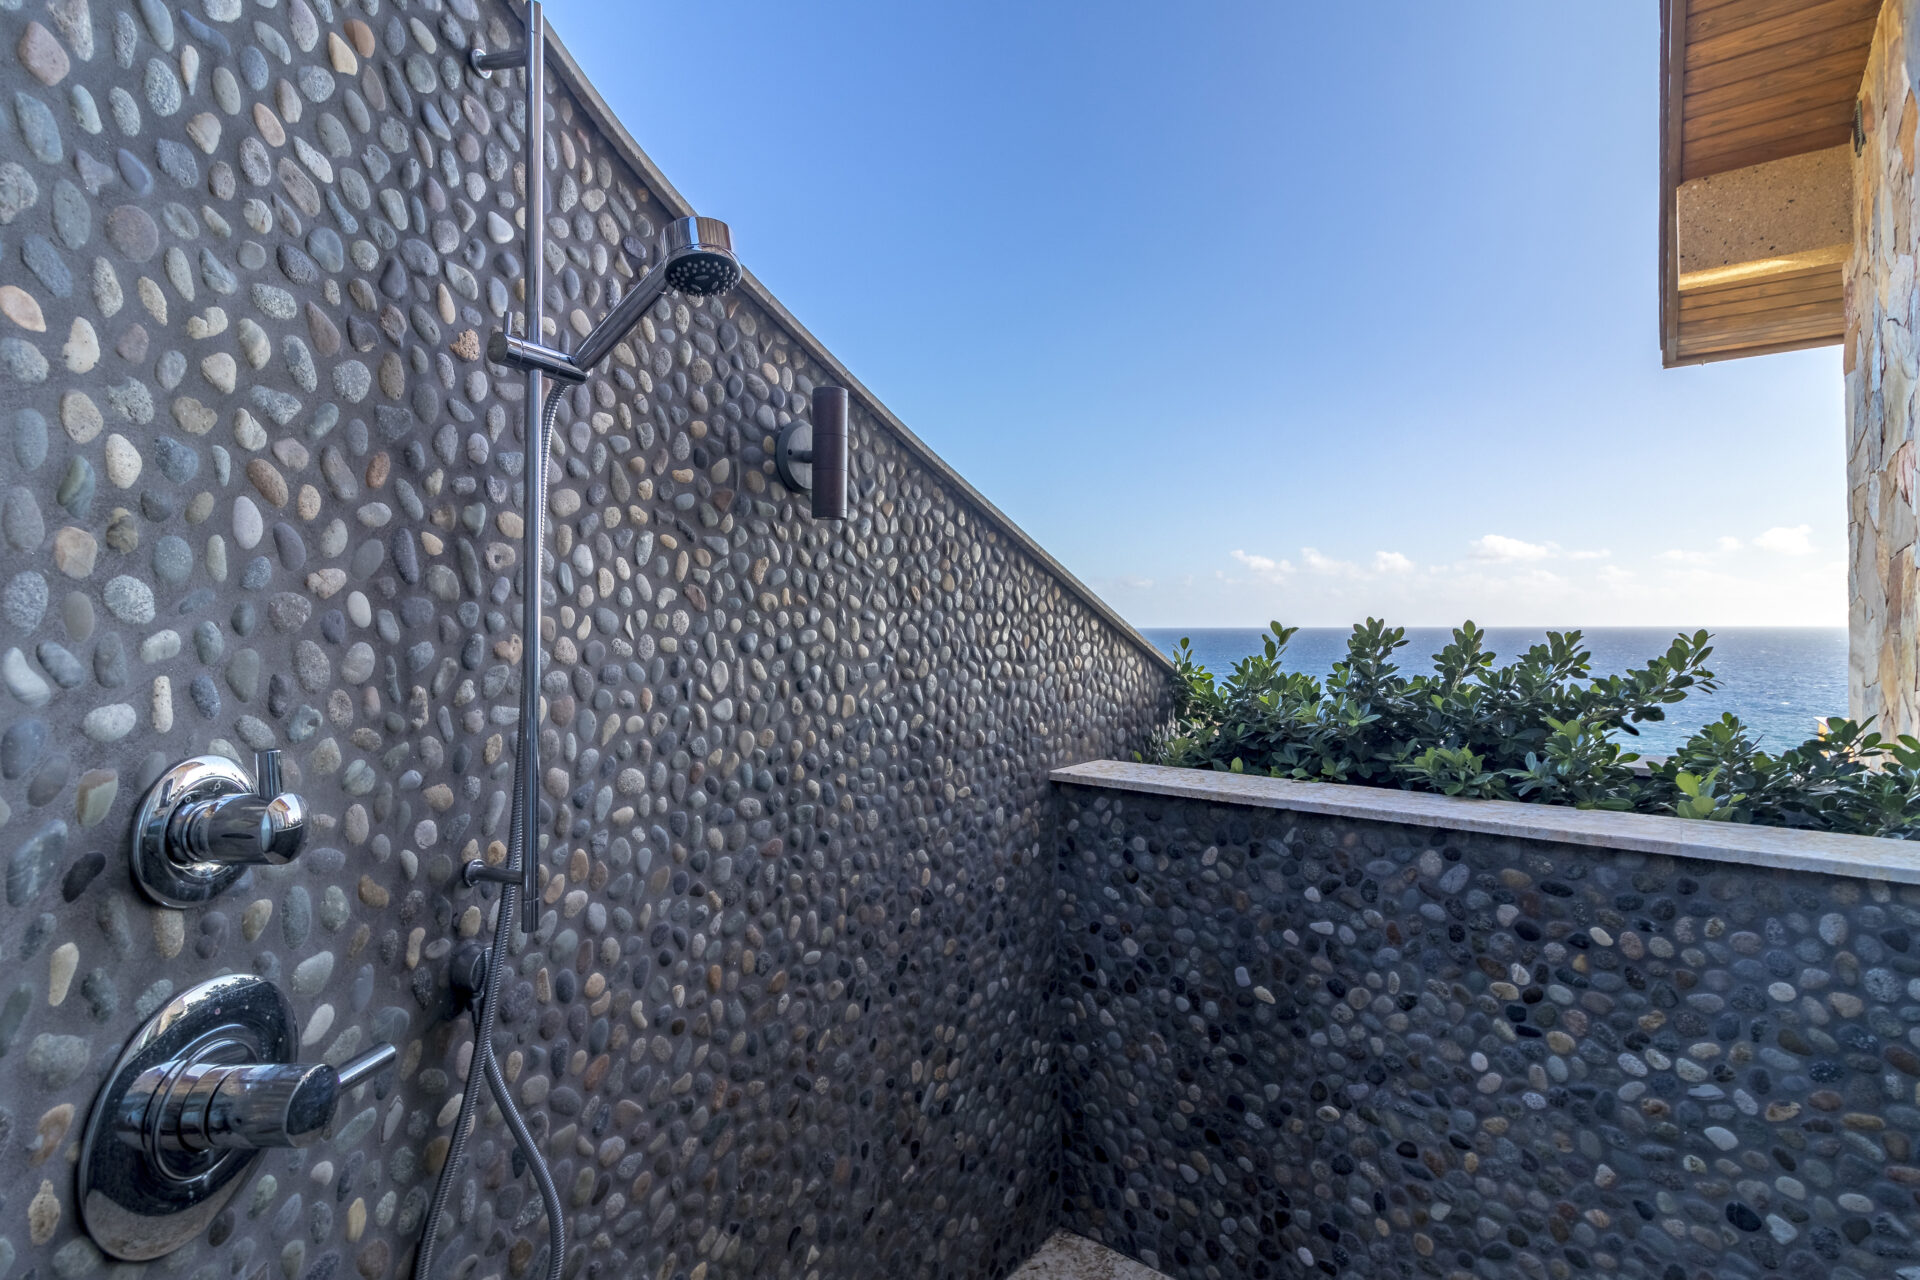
0 1 1171 1277
1056 770 1920 1280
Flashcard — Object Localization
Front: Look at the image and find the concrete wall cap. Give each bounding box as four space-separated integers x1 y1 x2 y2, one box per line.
1052 759 1920 885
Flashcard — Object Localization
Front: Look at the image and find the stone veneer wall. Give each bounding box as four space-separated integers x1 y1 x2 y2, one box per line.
0 2 1172 1278
1056 781 1920 1280
1848 0 1920 738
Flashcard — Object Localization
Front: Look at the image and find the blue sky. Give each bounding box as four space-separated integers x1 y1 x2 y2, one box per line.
564 1 1846 629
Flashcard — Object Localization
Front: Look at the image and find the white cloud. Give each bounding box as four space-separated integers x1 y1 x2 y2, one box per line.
1754 524 1812 555
1146 522 1844 628
1471 534 1553 562
1300 547 1361 576
1230 549 1292 580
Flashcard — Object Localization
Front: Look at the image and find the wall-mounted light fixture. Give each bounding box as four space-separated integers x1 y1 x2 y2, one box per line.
776 386 849 520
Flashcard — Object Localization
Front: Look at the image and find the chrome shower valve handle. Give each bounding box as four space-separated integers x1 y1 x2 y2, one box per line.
80 976 395 1261
130 750 309 906
124 1042 398 1153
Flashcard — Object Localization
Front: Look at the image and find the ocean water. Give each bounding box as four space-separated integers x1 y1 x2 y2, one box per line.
1141 627 1849 756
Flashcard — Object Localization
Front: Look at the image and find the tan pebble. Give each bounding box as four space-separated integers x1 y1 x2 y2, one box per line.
153 907 185 958
0 286 45 332
202 351 237 393
297 484 321 520
328 31 358 74
47 942 77 1006
18 22 70 86
365 453 389 487
242 898 273 942
31 1105 73 1165
28 1179 59 1245
152 675 173 733
52 527 97 578
253 102 285 147
60 390 101 443
346 1196 366 1241
345 17 375 56
357 876 389 908
451 329 479 361
104 433 142 488
74 769 116 827
185 111 221 153
247 457 288 506
138 276 167 323
64 317 97 372
306 568 345 597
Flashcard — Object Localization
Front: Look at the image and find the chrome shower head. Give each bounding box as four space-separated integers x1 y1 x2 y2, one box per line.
565 215 741 372
662 217 741 297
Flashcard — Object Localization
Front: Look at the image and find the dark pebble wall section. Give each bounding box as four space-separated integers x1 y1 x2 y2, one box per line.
0 0 1172 1276
1055 784 1920 1280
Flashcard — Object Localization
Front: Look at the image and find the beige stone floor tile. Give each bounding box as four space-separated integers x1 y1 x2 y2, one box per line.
1007 1230 1171 1279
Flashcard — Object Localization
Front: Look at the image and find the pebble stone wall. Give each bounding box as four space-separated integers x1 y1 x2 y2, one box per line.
1055 783 1920 1280
0 1 1173 1277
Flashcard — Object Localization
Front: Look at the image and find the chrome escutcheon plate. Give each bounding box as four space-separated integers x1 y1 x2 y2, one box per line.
78 975 294 1260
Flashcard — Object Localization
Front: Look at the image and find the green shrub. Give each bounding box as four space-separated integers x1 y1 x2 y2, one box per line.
1154 620 1920 839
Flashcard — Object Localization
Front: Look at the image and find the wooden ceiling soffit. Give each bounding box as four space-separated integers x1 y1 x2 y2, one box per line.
1659 0 1874 366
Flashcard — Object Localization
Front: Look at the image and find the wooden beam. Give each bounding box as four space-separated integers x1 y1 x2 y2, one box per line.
1673 331 1845 363
1680 264 1843 303
1680 282 1843 323
1682 117 1857 181
1682 42 1869 110
1680 305 1844 347
1686 0 1873 45
1683 71 1868 143
1684 23 1872 95
1685 0 1878 71
1661 0 1687 368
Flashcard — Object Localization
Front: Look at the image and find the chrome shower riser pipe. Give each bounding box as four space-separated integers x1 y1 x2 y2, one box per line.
414 5 565 1280
517 0 547 910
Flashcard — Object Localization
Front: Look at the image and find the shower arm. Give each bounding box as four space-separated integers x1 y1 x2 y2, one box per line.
486 255 678 385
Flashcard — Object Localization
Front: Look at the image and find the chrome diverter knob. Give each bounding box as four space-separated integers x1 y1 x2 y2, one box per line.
130 750 308 906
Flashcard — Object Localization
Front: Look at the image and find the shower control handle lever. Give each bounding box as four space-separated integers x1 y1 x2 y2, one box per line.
126 1042 398 1153
170 750 307 868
